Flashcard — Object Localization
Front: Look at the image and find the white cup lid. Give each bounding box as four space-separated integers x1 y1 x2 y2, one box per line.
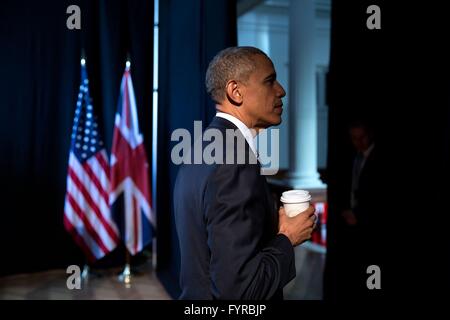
280 189 311 204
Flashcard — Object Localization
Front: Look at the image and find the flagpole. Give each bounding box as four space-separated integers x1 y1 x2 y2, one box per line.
80 54 88 281
79 56 91 280
152 238 156 270
126 52 131 67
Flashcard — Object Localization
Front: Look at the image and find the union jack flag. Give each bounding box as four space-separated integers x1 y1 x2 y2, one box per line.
109 63 155 255
63 60 120 261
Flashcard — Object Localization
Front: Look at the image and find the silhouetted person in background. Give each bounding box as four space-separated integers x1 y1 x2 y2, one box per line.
342 120 375 229
336 119 378 298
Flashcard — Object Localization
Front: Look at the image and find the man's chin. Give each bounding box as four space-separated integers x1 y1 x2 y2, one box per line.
272 116 282 126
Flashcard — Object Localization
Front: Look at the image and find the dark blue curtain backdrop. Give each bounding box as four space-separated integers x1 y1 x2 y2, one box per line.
156 0 237 298
325 0 450 300
0 0 154 275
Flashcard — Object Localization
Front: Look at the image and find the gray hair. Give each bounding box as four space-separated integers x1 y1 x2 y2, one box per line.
205 46 269 104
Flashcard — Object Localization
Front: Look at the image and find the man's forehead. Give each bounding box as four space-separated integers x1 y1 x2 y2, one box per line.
252 54 275 73
350 127 367 136
253 54 273 65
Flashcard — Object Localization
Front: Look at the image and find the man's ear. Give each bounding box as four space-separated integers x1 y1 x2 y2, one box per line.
225 80 243 106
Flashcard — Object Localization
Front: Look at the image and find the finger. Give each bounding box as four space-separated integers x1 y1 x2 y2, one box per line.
305 205 315 217
279 206 286 215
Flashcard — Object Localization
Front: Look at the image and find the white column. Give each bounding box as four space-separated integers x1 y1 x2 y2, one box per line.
287 0 326 189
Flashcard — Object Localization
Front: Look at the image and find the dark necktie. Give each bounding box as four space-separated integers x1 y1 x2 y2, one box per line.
351 152 364 208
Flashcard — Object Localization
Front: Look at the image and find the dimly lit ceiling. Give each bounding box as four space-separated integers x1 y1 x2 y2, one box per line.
237 0 330 17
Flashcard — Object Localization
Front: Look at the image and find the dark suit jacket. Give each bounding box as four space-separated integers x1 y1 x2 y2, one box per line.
352 146 377 231
337 146 379 257
174 117 296 300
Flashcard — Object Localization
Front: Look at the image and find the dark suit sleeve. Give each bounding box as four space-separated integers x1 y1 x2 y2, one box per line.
204 163 296 299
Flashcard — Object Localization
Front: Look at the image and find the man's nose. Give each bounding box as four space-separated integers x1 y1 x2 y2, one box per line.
276 81 286 98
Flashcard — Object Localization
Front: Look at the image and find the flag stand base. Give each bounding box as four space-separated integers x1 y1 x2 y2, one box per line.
118 250 132 287
81 264 90 281
118 263 132 287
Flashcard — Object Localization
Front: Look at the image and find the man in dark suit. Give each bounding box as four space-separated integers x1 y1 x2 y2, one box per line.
174 47 316 300
341 120 376 230
337 120 378 298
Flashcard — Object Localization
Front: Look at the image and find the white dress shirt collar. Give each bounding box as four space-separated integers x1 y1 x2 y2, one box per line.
215 112 258 157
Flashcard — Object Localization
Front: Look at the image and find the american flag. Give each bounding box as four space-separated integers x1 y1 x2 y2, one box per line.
63 60 120 262
109 63 155 255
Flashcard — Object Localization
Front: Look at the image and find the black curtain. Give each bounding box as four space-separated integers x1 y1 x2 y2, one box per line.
0 0 154 275
325 0 386 300
157 0 237 298
325 0 450 301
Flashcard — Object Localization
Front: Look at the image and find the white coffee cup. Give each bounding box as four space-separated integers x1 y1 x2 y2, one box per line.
280 190 311 217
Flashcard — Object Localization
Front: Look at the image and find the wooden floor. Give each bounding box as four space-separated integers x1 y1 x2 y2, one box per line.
284 243 326 300
0 263 171 300
0 242 325 300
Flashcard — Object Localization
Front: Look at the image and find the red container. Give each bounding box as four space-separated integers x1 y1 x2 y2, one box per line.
312 202 327 247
